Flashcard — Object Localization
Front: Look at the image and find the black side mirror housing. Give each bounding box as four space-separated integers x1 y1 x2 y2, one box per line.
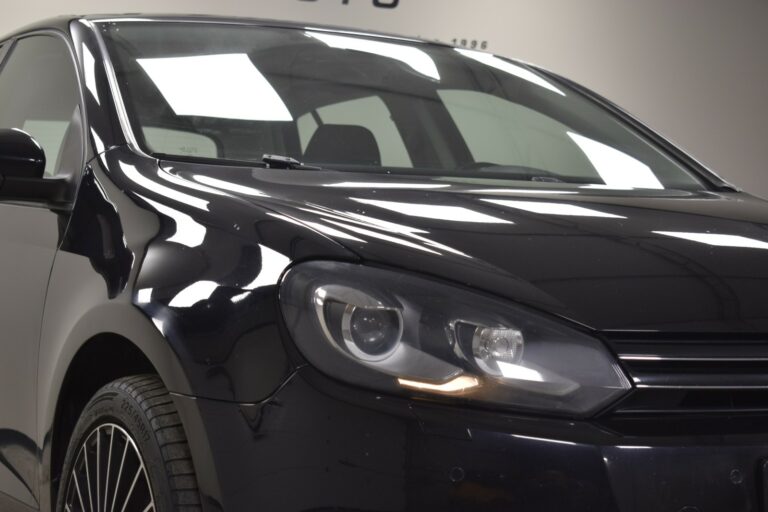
0 128 46 178
0 128 68 204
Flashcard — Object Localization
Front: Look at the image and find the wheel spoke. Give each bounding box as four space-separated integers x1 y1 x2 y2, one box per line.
103 425 115 512
82 444 95 512
96 428 101 512
64 424 155 512
73 469 86 512
118 465 144 512
110 435 130 512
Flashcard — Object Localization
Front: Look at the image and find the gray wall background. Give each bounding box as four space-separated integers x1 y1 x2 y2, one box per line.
2 0 767 195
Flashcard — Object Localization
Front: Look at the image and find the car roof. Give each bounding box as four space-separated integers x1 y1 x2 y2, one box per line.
2 13 452 49
1 15 74 40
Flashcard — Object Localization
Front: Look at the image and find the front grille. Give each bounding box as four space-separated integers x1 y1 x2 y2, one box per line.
606 334 768 415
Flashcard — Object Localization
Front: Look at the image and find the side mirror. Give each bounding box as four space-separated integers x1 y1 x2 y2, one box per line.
0 128 67 203
0 128 46 178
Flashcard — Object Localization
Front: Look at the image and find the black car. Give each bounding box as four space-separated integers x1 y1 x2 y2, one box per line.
0 13 766 512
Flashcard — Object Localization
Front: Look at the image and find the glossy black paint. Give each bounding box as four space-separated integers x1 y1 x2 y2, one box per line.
167 161 768 332
0 13 767 512
0 129 69 204
0 129 46 178
174 366 768 512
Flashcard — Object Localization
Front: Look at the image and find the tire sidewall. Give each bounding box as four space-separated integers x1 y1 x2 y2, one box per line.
56 383 176 512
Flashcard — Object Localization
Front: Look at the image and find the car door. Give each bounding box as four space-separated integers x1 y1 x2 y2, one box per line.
0 33 83 510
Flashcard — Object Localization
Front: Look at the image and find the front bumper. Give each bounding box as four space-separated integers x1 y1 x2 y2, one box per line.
173 367 768 512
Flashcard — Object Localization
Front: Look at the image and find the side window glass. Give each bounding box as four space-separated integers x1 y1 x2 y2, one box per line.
0 35 82 178
142 127 218 159
297 96 413 168
438 89 596 180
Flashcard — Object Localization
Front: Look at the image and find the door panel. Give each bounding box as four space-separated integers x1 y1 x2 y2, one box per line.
0 206 62 507
0 33 82 507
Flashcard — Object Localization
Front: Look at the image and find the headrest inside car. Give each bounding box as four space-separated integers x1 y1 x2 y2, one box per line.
304 124 381 166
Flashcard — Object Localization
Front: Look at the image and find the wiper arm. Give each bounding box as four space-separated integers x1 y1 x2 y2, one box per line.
459 163 578 183
154 152 324 170
262 154 321 170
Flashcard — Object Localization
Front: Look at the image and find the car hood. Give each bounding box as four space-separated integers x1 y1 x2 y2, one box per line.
168 162 768 333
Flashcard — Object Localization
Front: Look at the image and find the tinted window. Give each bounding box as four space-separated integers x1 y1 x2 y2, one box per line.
102 22 705 191
0 36 82 178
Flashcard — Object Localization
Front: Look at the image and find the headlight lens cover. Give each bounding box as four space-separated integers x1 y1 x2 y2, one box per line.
280 261 630 416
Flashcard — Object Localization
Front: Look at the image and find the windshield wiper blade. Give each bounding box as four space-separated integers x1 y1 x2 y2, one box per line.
154 152 323 170
262 154 321 170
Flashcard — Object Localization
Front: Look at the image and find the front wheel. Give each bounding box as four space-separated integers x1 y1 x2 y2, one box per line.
57 375 201 512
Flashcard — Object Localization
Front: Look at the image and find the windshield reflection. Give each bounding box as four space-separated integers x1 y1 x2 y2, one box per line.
567 132 664 190
102 21 708 193
137 54 293 121
455 48 564 96
308 31 441 81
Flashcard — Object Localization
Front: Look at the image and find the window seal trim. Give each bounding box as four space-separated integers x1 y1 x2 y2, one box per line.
0 39 16 75
80 19 153 161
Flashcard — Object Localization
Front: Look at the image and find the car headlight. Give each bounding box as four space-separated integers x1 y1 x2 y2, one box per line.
279 261 631 417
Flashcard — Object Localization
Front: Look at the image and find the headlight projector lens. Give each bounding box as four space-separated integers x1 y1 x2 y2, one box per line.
341 305 403 361
472 326 524 376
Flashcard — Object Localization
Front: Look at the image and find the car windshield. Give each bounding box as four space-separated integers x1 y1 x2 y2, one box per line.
100 21 705 191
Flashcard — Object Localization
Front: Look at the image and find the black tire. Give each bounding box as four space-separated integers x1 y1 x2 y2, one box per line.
56 375 202 512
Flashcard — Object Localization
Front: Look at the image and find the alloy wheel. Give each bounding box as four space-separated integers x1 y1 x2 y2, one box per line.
63 423 156 512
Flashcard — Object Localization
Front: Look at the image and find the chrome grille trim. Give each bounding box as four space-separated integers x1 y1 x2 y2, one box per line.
620 355 768 362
